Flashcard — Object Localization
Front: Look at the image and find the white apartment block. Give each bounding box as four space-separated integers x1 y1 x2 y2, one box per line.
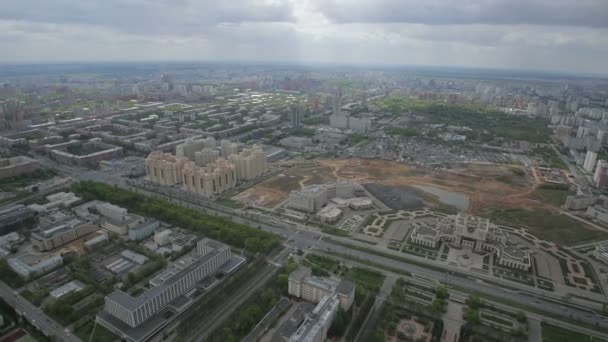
288 267 355 311
102 239 230 328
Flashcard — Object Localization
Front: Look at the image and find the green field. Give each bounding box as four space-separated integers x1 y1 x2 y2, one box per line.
541 323 594 342
488 208 608 245
373 96 552 143
533 187 574 207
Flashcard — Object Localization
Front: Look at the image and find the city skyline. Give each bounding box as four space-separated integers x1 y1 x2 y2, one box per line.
1 0 607 74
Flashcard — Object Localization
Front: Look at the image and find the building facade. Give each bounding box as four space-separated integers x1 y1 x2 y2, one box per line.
288 267 355 311
101 238 231 328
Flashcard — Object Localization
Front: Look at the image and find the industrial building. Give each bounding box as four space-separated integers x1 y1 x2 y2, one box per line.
73 200 144 236
8 255 63 279
31 218 98 251
0 205 35 235
100 238 231 328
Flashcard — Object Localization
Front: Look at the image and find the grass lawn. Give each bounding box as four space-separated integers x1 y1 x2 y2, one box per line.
541 323 594 342
305 254 339 272
533 188 574 207
488 208 608 245
74 321 118 342
343 267 385 293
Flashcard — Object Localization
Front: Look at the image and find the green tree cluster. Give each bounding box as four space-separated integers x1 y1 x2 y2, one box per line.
71 181 280 254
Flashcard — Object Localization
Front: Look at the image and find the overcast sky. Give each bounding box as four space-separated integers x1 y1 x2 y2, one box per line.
1 0 607 74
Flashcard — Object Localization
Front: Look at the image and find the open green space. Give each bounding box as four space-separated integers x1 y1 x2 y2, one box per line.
74 321 118 342
487 208 608 245
0 168 57 191
541 323 594 342
374 96 552 143
533 183 574 207
534 147 568 169
71 181 280 254
343 266 385 295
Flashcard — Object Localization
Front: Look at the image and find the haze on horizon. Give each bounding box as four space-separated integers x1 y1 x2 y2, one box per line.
1 0 607 75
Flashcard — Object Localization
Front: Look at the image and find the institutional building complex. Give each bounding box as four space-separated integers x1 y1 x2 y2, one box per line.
145 140 266 196
287 267 355 342
288 266 355 311
101 238 231 328
409 213 531 271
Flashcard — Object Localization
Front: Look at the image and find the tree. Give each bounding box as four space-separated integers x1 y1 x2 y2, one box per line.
516 311 527 323
435 286 449 300
328 308 349 337
431 298 446 314
370 329 385 342
463 308 480 325
467 294 482 309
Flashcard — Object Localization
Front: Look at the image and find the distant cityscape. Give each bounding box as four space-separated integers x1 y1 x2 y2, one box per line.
0 61 608 342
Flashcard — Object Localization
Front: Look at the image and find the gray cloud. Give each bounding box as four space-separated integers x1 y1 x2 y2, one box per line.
0 0 296 34
316 0 608 28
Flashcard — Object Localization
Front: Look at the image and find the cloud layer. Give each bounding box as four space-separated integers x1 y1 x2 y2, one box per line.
0 0 607 74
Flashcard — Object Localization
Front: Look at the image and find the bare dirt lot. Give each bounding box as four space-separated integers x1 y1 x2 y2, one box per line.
234 158 541 212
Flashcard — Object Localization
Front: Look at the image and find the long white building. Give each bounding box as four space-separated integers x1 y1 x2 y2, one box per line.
101 238 231 328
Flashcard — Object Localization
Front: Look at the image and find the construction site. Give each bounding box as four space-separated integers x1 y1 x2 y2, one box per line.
233 158 552 213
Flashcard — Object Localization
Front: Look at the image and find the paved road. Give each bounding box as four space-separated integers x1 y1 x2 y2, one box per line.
184 248 290 342
0 281 81 342
40 159 608 335
528 316 542 342
443 301 464 342
354 274 397 342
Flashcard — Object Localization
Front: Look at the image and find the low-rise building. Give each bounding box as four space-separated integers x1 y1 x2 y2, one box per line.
587 205 608 225
0 156 40 179
316 205 342 223
8 255 63 279
594 242 608 264
31 218 98 251
50 280 84 300
28 192 81 213
409 213 531 271
127 220 159 241
564 195 594 211
0 205 35 235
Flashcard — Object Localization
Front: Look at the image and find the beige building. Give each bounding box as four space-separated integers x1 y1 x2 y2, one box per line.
144 151 188 186
183 159 237 196
194 148 219 166
288 267 355 311
146 145 266 197
32 218 98 251
228 145 266 181
220 140 239 157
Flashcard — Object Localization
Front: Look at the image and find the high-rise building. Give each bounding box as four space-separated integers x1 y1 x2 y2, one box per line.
183 159 237 196
144 151 188 186
584 151 598 173
195 148 219 166
291 104 302 128
0 100 24 130
145 145 266 196
595 160 608 188
220 140 239 157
